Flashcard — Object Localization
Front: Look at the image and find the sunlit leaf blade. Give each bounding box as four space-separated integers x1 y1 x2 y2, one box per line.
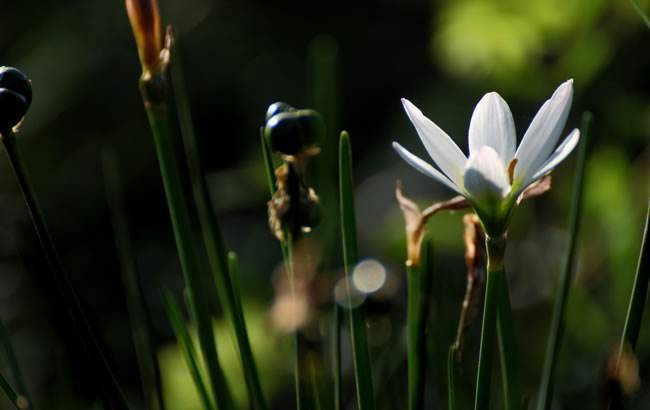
536 112 591 410
171 42 267 410
338 131 376 410
163 291 214 410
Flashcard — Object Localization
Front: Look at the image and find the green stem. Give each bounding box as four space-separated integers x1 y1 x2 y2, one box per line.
406 235 433 410
171 49 267 410
536 112 590 410
339 131 376 410
163 292 215 410
102 149 165 410
496 269 522 410
474 234 506 410
286 233 306 410
448 347 458 410
333 305 342 410
140 75 233 410
0 130 127 408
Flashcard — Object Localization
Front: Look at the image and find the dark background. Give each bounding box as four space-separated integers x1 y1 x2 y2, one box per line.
0 0 648 408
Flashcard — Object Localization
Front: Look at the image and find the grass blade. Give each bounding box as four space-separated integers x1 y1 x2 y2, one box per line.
140 76 233 410
406 234 434 410
536 112 591 410
617 201 650 352
102 149 165 410
171 43 267 410
163 291 215 410
447 347 458 410
338 130 376 410
332 304 342 410
0 370 20 410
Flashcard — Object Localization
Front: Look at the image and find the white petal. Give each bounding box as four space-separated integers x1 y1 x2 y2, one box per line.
528 129 581 183
463 146 510 200
392 142 463 194
468 92 516 163
402 98 467 187
514 79 574 184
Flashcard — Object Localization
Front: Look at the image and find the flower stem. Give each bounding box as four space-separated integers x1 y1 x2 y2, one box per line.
448 346 458 410
0 130 128 408
536 112 590 410
339 131 376 410
140 74 233 410
406 234 434 410
474 234 506 410
496 269 522 410
171 46 267 410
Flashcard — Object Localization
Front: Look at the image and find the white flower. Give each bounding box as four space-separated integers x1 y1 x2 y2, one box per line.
393 80 580 235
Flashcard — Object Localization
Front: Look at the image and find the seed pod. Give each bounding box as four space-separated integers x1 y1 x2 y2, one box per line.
0 67 32 132
264 109 324 155
265 101 294 121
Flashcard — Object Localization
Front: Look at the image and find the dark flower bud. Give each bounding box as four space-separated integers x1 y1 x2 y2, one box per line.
0 67 32 132
264 109 324 155
266 101 294 121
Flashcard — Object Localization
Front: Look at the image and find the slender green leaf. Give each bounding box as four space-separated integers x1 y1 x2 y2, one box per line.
171 44 267 410
338 131 376 410
102 149 165 410
163 292 214 410
332 305 342 410
618 200 650 351
536 112 591 410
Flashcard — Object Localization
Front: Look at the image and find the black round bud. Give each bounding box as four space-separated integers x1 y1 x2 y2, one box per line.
0 67 32 132
264 109 324 155
265 101 294 121
264 112 304 155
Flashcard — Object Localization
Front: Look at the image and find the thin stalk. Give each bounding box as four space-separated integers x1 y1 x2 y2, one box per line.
333 304 342 410
0 370 20 410
309 355 322 410
617 201 650 350
102 149 165 410
448 347 458 410
474 235 506 410
496 269 522 410
286 233 305 410
0 318 28 410
163 291 214 410
406 235 434 410
0 130 127 408
536 112 591 410
171 47 267 410
338 131 375 410
139 75 233 410
260 129 289 262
